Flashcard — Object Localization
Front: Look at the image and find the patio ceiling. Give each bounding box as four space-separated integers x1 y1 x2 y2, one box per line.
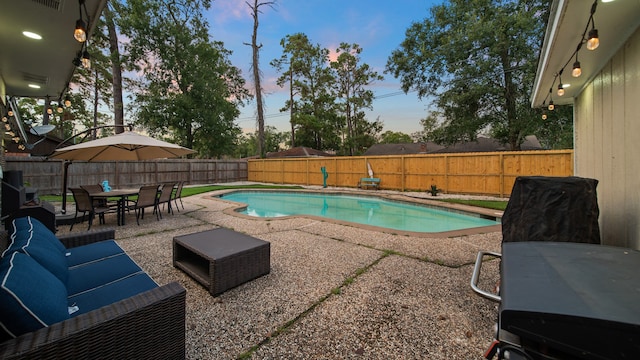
0 0 107 101
531 0 640 107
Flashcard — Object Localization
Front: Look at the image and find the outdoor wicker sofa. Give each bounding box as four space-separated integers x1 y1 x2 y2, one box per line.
0 216 186 359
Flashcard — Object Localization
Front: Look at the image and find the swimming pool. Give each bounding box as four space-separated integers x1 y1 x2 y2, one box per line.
218 191 500 234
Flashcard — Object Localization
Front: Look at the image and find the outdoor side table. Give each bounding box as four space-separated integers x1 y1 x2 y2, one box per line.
173 228 270 296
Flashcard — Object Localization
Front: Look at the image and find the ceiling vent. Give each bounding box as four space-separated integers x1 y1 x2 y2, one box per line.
31 0 64 12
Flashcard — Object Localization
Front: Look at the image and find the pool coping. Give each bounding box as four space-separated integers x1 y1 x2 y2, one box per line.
212 189 503 238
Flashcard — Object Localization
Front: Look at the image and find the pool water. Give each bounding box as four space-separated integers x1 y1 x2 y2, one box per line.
219 191 500 233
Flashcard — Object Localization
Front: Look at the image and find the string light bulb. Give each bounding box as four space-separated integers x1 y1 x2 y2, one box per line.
74 19 87 42
548 100 555 111
74 0 87 42
64 95 72 108
587 29 599 50
57 103 64 113
557 71 565 96
46 107 53 115
572 59 582 77
81 50 91 69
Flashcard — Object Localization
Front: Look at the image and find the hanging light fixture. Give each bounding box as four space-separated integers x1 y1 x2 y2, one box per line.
74 19 87 42
572 52 582 78
586 0 599 51
557 70 565 96
587 29 599 50
81 49 91 69
74 0 87 42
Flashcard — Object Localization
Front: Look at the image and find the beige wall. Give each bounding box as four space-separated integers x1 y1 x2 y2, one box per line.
574 26 640 249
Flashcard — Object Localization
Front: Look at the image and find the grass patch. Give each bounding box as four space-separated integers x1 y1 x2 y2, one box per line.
39 184 304 203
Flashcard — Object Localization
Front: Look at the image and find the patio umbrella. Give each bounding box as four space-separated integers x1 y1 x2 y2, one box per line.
49 131 195 161
49 130 196 213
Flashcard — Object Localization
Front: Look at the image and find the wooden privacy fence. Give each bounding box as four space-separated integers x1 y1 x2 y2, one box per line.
4 157 248 195
248 150 573 197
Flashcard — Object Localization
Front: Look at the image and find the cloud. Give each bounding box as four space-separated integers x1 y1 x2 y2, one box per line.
208 0 252 23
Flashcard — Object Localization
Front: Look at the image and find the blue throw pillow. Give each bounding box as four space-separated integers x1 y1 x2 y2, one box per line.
1 217 32 259
0 252 69 339
4 225 69 284
28 217 66 253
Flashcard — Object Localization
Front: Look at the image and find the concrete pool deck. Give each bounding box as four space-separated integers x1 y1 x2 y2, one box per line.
55 185 504 359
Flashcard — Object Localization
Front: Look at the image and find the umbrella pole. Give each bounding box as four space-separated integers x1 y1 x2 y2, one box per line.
61 161 70 214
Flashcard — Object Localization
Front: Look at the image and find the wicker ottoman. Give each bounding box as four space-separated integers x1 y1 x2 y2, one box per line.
173 228 270 295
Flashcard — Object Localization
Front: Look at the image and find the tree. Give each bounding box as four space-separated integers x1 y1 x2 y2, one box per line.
119 0 250 158
233 125 288 158
271 33 311 147
66 11 114 139
330 43 383 155
271 33 337 151
245 0 275 158
411 115 439 142
380 131 412 144
104 3 125 134
386 0 552 150
536 105 573 149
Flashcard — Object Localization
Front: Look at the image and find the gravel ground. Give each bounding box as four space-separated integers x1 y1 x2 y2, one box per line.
56 185 503 359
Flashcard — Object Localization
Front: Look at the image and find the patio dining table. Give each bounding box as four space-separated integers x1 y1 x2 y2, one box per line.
90 189 139 226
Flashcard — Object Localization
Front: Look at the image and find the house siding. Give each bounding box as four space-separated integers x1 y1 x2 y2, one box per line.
574 26 640 249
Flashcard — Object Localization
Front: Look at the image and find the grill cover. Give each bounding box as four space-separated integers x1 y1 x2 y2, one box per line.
500 242 640 359
502 176 600 244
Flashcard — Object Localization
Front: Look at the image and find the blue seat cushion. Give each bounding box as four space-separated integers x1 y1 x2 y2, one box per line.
0 252 69 339
68 273 158 316
66 240 125 267
67 253 146 296
3 223 68 284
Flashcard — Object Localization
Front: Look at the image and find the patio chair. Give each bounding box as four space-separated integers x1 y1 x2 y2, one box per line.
80 184 118 210
173 181 185 211
157 182 177 217
130 185 161 225
69 187 110 231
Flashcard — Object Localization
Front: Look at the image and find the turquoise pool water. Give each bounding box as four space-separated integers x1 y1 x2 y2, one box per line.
218 191 500 233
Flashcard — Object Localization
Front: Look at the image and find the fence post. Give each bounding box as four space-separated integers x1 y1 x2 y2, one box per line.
500 153 505 197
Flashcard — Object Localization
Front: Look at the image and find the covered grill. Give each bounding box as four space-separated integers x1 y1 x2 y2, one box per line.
471 176 640 359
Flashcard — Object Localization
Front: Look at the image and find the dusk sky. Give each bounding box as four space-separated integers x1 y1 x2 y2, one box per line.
205 0 442 135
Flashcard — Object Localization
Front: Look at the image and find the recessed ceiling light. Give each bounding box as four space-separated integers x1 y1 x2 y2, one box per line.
23 31 42 40
28 84 41 89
